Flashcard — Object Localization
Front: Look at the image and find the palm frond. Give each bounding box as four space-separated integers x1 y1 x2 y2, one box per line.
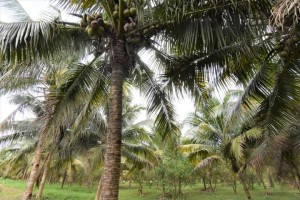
193 155 222 172
133 56 180 143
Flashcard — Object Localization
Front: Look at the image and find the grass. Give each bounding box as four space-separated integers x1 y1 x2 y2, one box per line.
0 178 299 200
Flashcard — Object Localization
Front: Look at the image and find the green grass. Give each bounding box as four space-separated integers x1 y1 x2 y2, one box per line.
0 178 299 200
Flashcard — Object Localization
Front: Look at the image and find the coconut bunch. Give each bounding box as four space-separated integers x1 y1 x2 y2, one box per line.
112 1 138 33
275 33 300 58
80 13 110 38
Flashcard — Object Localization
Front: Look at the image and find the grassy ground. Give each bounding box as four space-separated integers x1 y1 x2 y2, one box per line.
0 178 299 200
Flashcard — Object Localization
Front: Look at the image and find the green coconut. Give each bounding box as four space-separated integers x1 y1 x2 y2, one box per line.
80 20 88 27
87 27 94 36
113 11 119 19
130 7 136 16
123 9 130 18
98 26 105 36
87 15 95 23
143 28 148 35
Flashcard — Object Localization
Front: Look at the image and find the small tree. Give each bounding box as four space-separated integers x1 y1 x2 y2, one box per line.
156 153 193 199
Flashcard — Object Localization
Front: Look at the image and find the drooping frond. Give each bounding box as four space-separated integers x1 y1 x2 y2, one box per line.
255 61 300 135
193 155 222 172
0 21 88 66
133 56 180 143
271 0 300 28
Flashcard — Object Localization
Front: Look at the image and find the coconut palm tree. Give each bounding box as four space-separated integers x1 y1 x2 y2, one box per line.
184 91 264 199
0 0 274 199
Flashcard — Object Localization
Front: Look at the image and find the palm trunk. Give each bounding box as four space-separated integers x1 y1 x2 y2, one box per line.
95 176 102 200
61 170 67 189
232 173 237 194
36 150 53 199
268 174 275 187
239 171 252 200
203 177 207 190
22 130 48 200
100 39 125 200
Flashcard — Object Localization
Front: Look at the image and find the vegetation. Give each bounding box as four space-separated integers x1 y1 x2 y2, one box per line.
1 0 300 200
1 178 300 200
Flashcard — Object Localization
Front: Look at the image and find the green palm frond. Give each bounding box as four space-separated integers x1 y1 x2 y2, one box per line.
0 20 88 66
0 120 39 144
122 148 156 170
133 57 180 142
53 0 103 14
152 0 271 55
255 61 300 135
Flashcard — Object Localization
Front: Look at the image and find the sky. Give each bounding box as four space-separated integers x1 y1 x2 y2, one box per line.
0 0 196 124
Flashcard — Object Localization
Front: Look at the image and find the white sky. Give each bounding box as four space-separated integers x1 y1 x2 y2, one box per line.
0 0 195 125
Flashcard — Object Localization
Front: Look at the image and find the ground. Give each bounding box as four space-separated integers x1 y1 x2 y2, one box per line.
0 179 299 200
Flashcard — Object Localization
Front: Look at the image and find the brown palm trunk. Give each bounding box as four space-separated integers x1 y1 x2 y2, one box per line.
61 170 67 189
36 150 53 199
22 130 48 200
95 176 102 200
100 39 125 200
203 177 207 190
239 171 252 200
232 173 237 194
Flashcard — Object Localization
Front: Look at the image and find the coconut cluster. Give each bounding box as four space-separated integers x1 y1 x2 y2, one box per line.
275 34 300 58
112 2 137 33
80 13 110 38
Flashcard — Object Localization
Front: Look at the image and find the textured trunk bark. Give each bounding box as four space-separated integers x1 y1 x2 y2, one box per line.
239 172 252 200
36 149 54 199
232 173 237 194
36 148 55 199
61 170 67 189
203 177 207 190
100 39 125 200
268 174 275 187
22 130 48 200
95 176 102 200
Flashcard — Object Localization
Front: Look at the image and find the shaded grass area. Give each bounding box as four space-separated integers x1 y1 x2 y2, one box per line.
0 178 299 200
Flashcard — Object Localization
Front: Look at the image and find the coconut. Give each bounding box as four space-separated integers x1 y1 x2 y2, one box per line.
130 7 136 16
113 11 119 19
91 20 99 29
98 26 105 36
80 20 88 27
143 28 148 35
97 18 104 26
95 13 102 19
87 27 94 36
87 15 95 23
124 9 130 18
